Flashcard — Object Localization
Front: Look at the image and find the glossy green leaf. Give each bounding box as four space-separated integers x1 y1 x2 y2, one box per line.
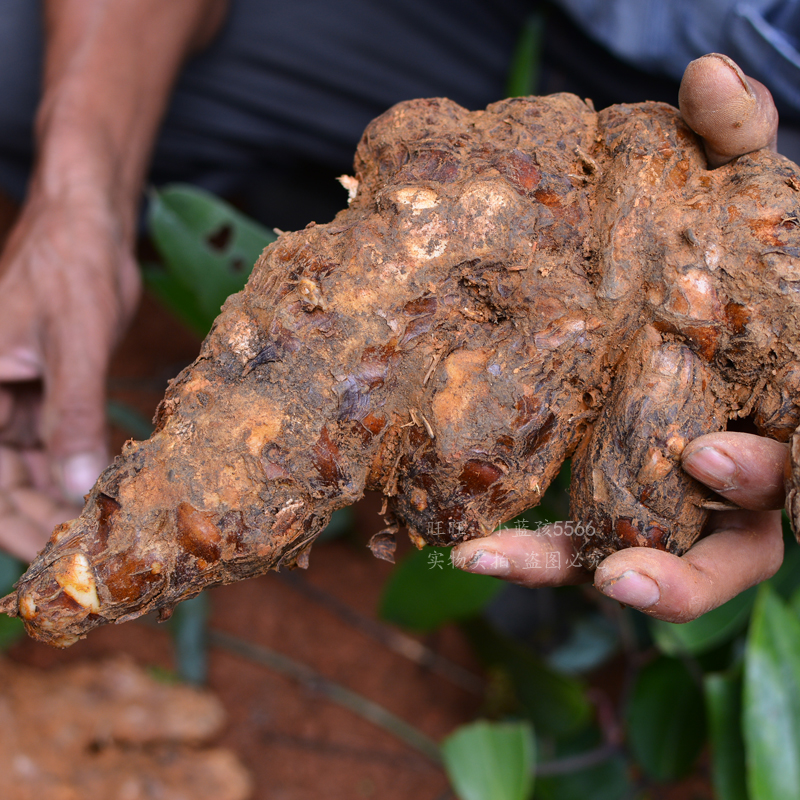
141 259 210 336
379 546 503 632
744 584 800 800
705 671 748 800
650 586 756 657
463 618 592 738
626 656 706 781
768 522 800 599
145 184 276 336
442 720 535 800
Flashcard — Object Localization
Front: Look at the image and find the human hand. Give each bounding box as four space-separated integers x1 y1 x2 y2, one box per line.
451 432 786 623
0 188 140 561
0 0 232 563
452 53 786 621
678 52 779 167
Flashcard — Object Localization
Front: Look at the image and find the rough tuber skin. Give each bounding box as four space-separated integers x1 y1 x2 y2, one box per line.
4 92 800 646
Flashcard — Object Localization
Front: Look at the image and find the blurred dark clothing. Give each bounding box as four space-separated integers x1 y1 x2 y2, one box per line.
1 0 798 229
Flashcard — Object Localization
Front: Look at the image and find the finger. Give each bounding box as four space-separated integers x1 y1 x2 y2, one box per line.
0 493 50 562
452 523 591 586
0 388 12 427
0 381 42 448
41 328 110 503
679 53 779 167
8 487 79 530
595 509 783 622
682 431 787 510
0 347 43 382
20 449 53 490
0 445 30 488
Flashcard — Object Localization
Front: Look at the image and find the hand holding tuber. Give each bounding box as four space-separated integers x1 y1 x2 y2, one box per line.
5 52 800 645
456 432 786 623
454 54 789 622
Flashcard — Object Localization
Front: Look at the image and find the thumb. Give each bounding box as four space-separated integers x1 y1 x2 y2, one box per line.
679 53 779 167
41 331 110 505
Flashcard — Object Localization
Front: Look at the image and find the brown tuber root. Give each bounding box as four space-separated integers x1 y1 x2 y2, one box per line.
4 88 800 647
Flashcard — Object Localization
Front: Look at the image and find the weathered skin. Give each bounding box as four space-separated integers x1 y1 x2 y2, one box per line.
3 93 800 646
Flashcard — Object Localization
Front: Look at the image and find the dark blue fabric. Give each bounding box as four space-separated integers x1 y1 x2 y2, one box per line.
0 1 42 201
151 0 530 191
4 0 800 205
554 0 800 123
0 0 530 201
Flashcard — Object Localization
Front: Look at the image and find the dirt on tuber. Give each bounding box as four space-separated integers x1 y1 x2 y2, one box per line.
4 90 800 646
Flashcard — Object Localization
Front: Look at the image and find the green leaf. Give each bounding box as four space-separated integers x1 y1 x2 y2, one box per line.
791 584 800 618
0 553 25 651
379 546 503 632
170 593 210 685
650 586 756 657
506 12 546 98
768 521 800 599
626 656 706 781
0 615 24 650
141 259 211 336
545 613 619 675
0 551 24 595
534 754 631 800
106 399 155 440
145 184 276 336
744 584 800 800
705 671 748 800
462 618 592 738
442 719 535 800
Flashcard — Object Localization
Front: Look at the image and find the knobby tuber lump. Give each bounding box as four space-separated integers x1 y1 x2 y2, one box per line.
4 93 800 646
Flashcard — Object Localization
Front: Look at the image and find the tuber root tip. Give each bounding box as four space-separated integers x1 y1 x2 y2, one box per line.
0 592 18 617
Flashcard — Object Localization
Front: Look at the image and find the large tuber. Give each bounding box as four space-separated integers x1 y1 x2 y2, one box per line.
3 90 800 646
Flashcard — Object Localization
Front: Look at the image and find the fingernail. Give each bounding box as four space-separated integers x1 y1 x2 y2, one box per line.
57 452 107 504
683 446 737 491
599 570 660 608
453 548 510 577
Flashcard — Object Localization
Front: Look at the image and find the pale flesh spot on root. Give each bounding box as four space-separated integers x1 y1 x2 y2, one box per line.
54 553 101 613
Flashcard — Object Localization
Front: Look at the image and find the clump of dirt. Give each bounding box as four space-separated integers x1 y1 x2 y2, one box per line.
0 655 252 799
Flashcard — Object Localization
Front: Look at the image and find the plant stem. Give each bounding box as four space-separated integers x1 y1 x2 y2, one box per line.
207 628 443 764
279 571 484 695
